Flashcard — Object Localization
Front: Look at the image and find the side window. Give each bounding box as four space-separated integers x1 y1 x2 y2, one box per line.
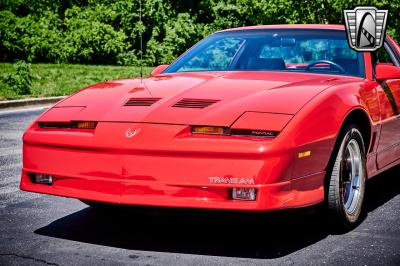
376 47 394 64
374 43 399 66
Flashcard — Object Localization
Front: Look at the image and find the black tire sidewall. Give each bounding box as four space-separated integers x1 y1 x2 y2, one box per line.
327 125 367 227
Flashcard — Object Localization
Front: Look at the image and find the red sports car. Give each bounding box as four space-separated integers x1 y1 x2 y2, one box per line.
20 25 400 228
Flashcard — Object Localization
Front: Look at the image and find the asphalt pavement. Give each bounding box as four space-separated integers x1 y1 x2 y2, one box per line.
0 108 399 266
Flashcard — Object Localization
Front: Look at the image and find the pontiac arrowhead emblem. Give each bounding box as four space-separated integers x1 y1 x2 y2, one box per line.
125 128 141 138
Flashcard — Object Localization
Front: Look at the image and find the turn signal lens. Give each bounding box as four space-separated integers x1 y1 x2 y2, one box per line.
191 126 225 135
74 121 98 129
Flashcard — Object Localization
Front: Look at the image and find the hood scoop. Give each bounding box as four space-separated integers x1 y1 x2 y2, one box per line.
124 97 161 106
172 98 220 109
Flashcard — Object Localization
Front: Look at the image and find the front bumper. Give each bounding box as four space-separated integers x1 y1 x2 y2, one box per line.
20 142 325 211
21 121 326 211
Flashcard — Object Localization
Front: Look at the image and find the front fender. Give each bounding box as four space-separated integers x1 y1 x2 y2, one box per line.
273 80 377 179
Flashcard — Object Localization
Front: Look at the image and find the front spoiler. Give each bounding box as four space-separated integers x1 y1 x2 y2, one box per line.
20 168 325 211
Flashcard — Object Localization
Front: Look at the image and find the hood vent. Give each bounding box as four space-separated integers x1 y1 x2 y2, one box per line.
124 98 161 106
172 98 220 109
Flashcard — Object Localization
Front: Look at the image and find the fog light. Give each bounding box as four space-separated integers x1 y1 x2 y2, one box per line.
231 188 257 201
34 173 53 185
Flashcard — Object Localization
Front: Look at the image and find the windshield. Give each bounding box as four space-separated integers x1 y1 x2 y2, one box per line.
164 29 365 77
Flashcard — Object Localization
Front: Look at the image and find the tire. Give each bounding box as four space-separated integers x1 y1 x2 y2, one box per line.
326 124 367 229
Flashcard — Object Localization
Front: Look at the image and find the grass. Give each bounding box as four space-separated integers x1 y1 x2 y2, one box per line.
0 63 153 100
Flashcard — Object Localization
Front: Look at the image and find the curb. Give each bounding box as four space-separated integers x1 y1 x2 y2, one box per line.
0 96 66 109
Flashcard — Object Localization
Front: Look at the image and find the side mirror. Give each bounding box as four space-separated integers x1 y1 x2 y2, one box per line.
150 65 169 76
376 64 400 81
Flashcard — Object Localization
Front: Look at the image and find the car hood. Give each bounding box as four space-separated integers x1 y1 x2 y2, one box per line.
54 71 359 126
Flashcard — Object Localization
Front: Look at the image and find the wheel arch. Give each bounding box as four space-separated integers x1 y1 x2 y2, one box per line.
339 108 372 154
325 107 372 176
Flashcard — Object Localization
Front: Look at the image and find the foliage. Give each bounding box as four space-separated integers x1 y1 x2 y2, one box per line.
0 0 399 66
62 5 129 64
0 63 152 100
2 60 33 97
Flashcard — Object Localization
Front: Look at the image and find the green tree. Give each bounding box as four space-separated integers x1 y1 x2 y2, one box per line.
0 0 399 65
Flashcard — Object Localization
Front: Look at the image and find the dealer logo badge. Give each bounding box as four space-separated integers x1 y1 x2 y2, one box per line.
343 6 388 51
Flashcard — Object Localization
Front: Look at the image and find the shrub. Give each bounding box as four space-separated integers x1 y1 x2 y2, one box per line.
145 13 204 65
5 61 33 95
62 5 129 64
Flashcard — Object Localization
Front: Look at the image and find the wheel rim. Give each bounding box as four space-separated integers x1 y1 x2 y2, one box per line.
341 139 363 215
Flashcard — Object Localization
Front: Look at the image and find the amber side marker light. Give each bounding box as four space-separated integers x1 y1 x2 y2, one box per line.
38 121 98 130
298 150 312 158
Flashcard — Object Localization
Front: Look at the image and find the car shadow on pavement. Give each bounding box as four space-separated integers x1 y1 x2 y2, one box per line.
35 166 400 259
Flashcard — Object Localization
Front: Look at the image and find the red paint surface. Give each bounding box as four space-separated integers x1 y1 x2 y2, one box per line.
20 26 400 210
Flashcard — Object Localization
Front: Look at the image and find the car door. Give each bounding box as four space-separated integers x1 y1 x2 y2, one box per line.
375 40 400 169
